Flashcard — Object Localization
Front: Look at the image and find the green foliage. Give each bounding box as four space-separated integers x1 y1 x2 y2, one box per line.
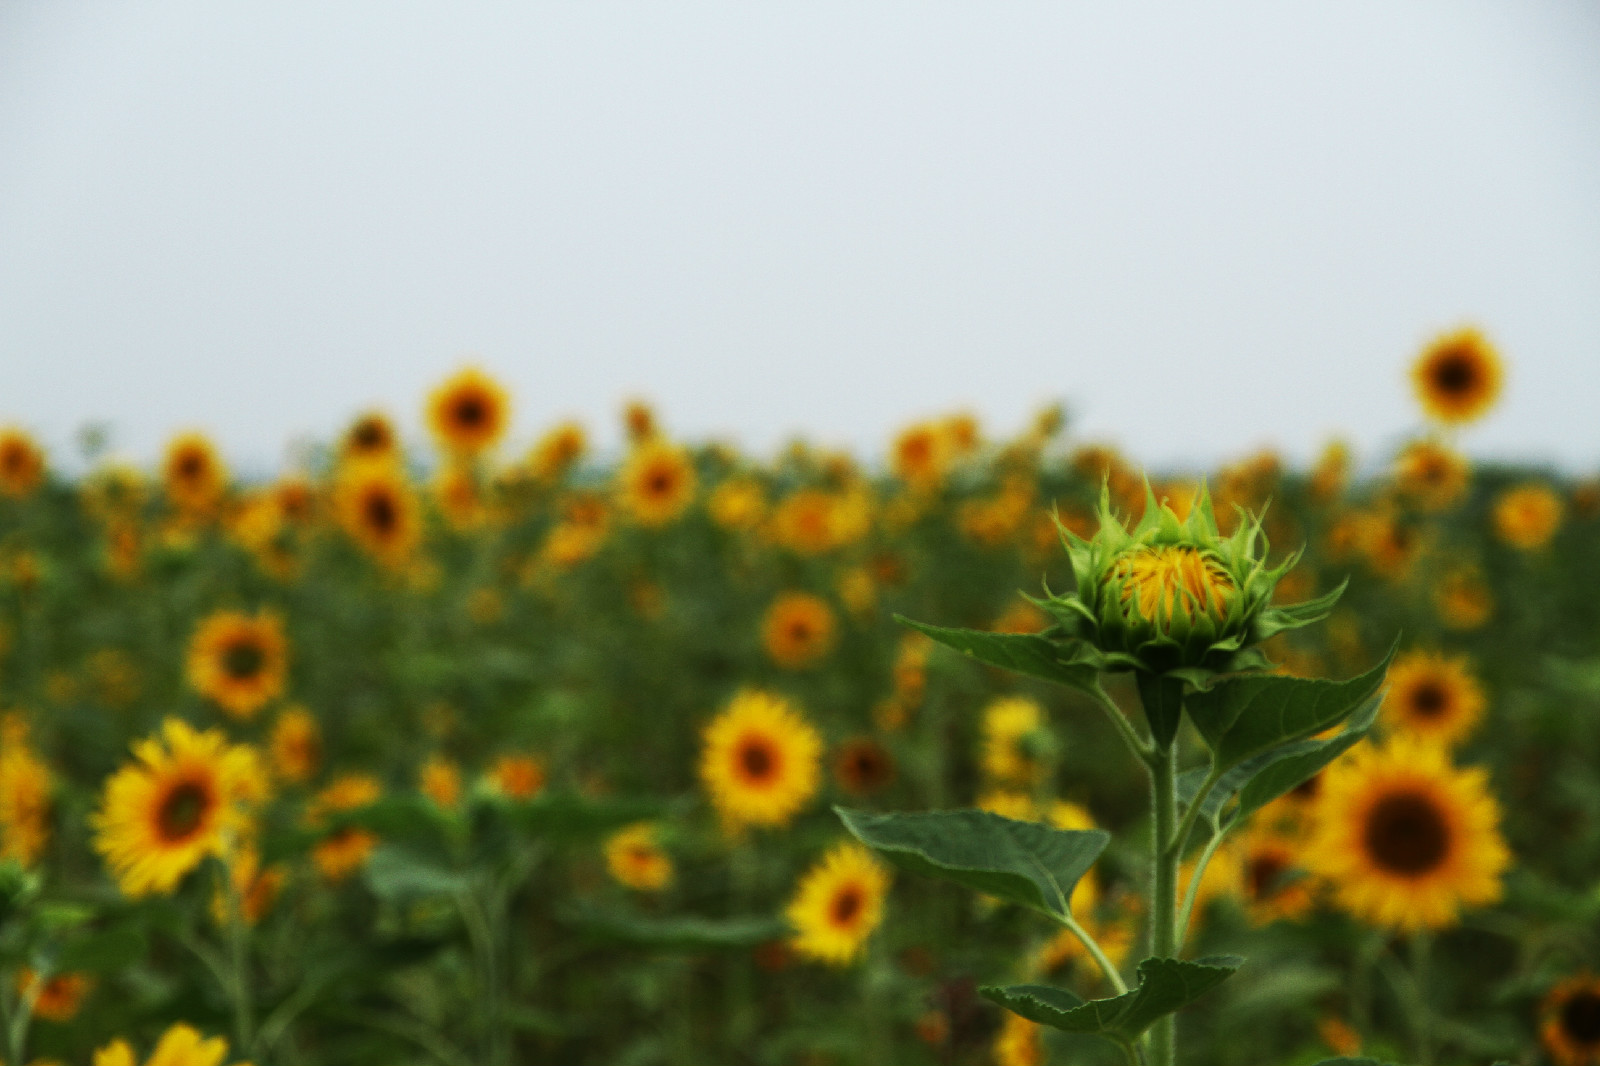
981 955 1243 1045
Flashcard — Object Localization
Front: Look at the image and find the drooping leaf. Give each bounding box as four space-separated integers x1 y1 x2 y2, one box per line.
1184 644 1394 767
896 618 1103 699
981 955 1243 1045
836 807 1107 921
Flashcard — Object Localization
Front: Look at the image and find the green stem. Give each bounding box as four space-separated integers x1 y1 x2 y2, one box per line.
1409 932 1434 1066
1174 818 1227 952
1165 764 1224 864
1057 913 1129 996
226 883 257 1060
1092 685 1154 762
4 968 42 1066
1147 742 1179 1066
455 889 503 1066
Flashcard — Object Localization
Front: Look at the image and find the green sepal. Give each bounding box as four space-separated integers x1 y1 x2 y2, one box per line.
835 807 1107 921
981 954 1242 1046
1250 578 1349 643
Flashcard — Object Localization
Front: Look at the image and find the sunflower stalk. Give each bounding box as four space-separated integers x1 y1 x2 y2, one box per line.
1145 732 1180 1066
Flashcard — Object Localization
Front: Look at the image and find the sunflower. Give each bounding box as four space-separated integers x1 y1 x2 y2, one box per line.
16 969 90 1022
92 719 267 898
1392 439 1470 512
622 399 658 443
162 432 228 515
992 1012 1043 1066
1542 975 1600 1066
1434 567 1493 630
1111 545 1234 627
0 732 51 866
419 756 461 808
762 592 837 670
0 428 45 498
428 367 510 456
1381 651 1486 747
1412 326 1503 425
617 440 697 527
603 822 674 892
92 1023 239 1066
1493 482 1563 551
340 411 401 464
832 737 896 797
433 461 489 531
269 705 321 784
699 689 822 832
785 840 890 966
1237 830 1317 926
527 421 587 483
1305 737 1508 931
307 774 382 883
890 421 950 489
980 696 1050 785
487 753 545 800
333 460 422 565
186 609 289 720
211 842 285 927
708 477 767 532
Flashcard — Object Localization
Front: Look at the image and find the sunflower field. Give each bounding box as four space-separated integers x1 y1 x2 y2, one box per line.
1 331 1598 1066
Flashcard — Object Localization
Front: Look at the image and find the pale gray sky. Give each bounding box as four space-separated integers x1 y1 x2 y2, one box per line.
2 2 1599 474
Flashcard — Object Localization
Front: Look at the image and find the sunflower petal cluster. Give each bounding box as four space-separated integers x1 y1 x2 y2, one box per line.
1040 482 1335 678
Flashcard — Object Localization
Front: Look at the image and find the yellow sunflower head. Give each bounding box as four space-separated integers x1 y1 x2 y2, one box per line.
19 968 91 1022
1381 651 1486 747
1493 482 1563 552
708 477 767 533
186 609 289 720
622 399 658 443
1411 326 1503 426
269 705 321 785
762 592 837 670
333 460 422 565
1305 737 1509 932
785 840 890 966
832 737 896 798
699 689 822 832
307 773 382 883
91 719 267 898
418 755 462 809
979 696 1051 786
427 367 510 456
0 428 46 498
1434 567 1493 630
527 421 587 483
1542 975 1600 1066
341 411 401 464
0 736 52 867
162 432 228 515
603 822 674 892
1237 830 1317 927
618 440 697 527
93 1022 235 1066
1392 439 1470 512
486 753 546 800
890 421 951 490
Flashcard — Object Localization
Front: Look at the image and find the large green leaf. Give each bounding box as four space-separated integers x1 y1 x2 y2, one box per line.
570 911 785 951
896 617 1102 699
835 807 1107 921
1184 644 1394 767
981 955 1243 1045
1229 695 1380 823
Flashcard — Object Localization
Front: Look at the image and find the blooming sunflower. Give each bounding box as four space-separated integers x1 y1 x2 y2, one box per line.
17 969 90 1022
1543 975 1600 1066
333 459 422 565
1434 567 1493 630
603 822 674 892
186 609 289 720
418 756 461 808
269 705 321 784
617 439 697 527
0 428 45 498
162 432 228 515
993 1011 1044 1066
832 737 896 797
1381 651 1486 748
92 719 267 898
1237 829 1317 927
979 696 1050 785
92 1022 240 1066
1305 737 1508 932
487 753 545 800
699 689 822 832
1493 482 1563 551
428 367 510 456
1411 326 1503 425
708 477 767 532
761 592 837 670
1392 439 1470 512
307 774 382 883
890 421 951 490
785 840 890 966
0 731 51 866
526 421 587 483
340 411 401 464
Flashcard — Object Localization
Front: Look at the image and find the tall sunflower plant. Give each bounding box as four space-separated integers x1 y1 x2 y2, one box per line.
836 482 1394 1066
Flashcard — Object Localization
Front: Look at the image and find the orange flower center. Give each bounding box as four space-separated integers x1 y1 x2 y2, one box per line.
829 883 864 927
735 735 780 786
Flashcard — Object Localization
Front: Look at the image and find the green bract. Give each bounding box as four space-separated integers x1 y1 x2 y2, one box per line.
1037 482 1343 682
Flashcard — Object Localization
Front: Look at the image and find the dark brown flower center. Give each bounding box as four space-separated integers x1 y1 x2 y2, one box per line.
738 738 778 783
453 395 486 428
1431 351 1476 395
1364 791 1450 876
1409 681 1447 719
353 420 387 448
222 640 265 680
1561 991 1600 1045
364 490 398 534
645 467 675 498
788 619 814 644
830 884 864 926
157 779 213 842
1247 852 1290 901
177 453 203 480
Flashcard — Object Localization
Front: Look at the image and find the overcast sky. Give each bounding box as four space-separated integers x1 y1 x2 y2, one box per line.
2 2 1598 475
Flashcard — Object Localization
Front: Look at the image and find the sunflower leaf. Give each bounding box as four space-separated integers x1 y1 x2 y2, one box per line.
981 955 1243 1045
835 807 1107 921
566 909 785 951
1185 642 1396 767
895 618 1103 700
1226 693 1381 826
363 844 473 899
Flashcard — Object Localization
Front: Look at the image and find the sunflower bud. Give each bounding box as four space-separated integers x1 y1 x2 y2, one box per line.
1042 482 1337 679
